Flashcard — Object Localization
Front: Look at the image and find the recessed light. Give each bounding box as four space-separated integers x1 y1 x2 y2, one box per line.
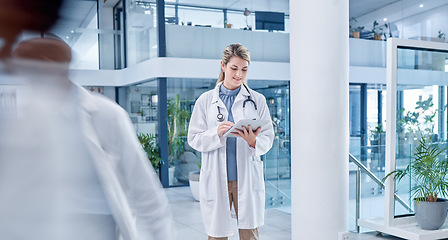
383 18 387 21
419 4 424 8
66 36 69 39
70 30 74 33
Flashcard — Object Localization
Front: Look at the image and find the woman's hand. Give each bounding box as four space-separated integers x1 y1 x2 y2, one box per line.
217 121 235 137
231 125 261 148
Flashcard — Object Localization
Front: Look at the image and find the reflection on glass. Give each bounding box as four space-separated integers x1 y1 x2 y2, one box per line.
348 84 393 231
122 82 159 133
51 0 99 69
126 1 158 66
256 82 291 209
176 6 223 27
119 78 291 203
395 47 448 217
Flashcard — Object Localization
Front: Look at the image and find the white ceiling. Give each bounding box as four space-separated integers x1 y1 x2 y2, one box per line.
349 0 400 19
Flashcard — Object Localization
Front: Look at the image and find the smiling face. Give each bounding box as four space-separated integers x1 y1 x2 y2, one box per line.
221 56 249 90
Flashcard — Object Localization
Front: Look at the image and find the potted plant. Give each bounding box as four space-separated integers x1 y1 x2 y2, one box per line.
167 94 191 184
370 123 385 149
137 133 162 172
351 26 364 38
370 124 385 171
383 135 448 230
373 21 384 40
349 18 364 39
437 30 446 40
396 97 437 156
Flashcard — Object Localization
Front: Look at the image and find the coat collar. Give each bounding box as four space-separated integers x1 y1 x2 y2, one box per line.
210 82 251 105
75 83 100 113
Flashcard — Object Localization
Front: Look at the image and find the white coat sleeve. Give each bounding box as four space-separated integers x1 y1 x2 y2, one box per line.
188 94 225 153
114 108 176 240
251 95 275 156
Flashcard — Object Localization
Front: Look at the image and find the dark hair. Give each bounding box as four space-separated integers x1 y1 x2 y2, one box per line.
1 0 63 31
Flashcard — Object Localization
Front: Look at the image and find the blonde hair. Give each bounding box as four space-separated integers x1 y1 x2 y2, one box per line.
216 43 251 86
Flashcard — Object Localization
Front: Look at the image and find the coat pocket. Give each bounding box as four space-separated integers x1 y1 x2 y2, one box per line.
250 158 264 191
199 169 217 201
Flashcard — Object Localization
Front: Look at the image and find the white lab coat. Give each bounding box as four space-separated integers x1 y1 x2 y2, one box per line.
0 60 173 240
76 84 176 240
188 83 274 237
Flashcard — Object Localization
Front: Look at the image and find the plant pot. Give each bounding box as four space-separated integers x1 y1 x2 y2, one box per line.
175 151 201 183
169 166 176 185
415 198 448 230
189 171 200 202
352 31 360 38
374 33 382 40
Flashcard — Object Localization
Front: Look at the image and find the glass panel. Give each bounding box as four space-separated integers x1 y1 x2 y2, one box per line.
177 6 223 28
49 0 99 69
395 47 448 217
227 10 254 30
350 0 448 42
116 81 160 172
255 81 291 209
119 78 290 203
166 78 210 186
126 1 158 66
163 78 291 200
349 84 387 231
165 5 177 25
367 85 386 174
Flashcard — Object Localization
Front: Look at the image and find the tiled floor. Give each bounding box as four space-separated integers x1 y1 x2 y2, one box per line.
165 186 404 240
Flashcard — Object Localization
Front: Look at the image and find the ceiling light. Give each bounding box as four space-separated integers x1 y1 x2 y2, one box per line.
70 30 74 33
65 36 69 39
419 4 424 8
383 18 387 21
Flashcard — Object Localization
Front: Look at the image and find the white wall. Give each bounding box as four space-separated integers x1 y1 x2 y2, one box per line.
165 24 290 62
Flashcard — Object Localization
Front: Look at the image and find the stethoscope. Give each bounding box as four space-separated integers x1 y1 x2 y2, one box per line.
217 84 257 122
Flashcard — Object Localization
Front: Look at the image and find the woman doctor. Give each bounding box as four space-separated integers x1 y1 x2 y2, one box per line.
188 43 274 240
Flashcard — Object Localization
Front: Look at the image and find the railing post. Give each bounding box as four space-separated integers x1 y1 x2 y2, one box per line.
356 168 361 233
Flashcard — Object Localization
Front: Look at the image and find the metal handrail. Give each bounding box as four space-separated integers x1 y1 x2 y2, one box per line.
349 153 414 232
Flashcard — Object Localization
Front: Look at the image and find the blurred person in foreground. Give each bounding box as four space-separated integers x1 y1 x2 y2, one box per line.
13 36 175 240
0 1 176 239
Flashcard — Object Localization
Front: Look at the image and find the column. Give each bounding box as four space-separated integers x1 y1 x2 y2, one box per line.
290 0 349 239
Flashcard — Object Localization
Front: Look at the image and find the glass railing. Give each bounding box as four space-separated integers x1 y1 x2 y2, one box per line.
264 136 291 209
349 146 414 232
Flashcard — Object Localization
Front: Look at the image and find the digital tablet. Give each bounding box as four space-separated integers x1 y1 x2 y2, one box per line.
222 119 270 138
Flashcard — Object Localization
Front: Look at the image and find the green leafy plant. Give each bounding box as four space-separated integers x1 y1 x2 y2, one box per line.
354 26 365 32
349 18 364 33
370 21 389 37
372 20 380 34
370 123 384 135
383 135 448 202
138 133 162 170
397 97 437 134
438 30 446 39
167 94 191 165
